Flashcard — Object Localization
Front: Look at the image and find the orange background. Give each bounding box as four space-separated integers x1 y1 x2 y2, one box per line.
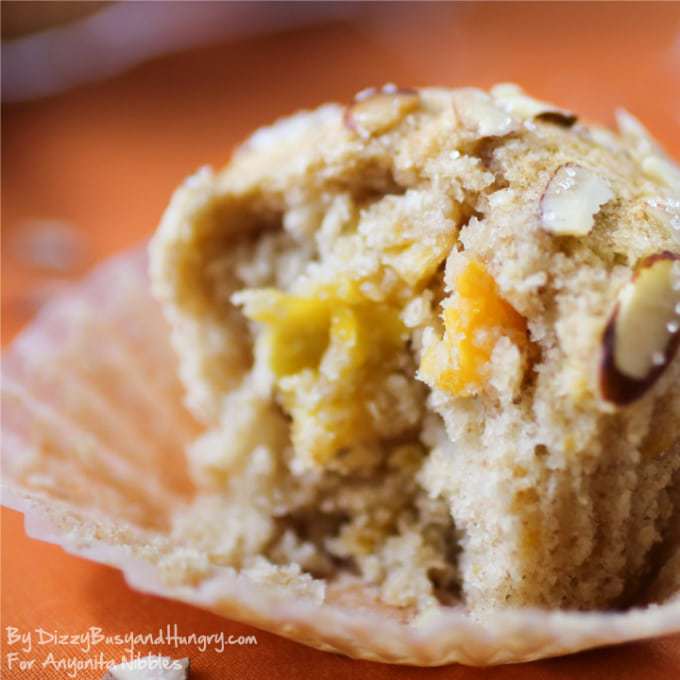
2 3 680 677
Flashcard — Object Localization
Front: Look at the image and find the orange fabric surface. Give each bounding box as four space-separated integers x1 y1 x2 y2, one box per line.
2 3 680 677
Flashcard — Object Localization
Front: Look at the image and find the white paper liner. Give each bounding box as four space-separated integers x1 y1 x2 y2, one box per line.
2 247 679 666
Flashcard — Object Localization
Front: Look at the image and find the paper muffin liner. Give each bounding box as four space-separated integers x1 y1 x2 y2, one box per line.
2 247 679 666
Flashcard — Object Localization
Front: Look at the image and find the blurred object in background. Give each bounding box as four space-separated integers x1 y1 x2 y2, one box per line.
8 218 89 274
3 218 92 331
1 1 109 38
2 1 359 102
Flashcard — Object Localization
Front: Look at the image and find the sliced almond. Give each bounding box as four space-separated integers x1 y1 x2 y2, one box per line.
534 111 578 127
451 88 519 138
540 164 613 236
615 108 661 156
344 85 419 138
600 251 680 405
104 656 189 680
491 83 577 127
642 155 680 189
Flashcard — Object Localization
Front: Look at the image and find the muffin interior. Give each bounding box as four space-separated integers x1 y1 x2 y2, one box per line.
151 85 680 615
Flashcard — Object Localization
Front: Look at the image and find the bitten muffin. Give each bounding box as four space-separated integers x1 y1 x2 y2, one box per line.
150 84 680 616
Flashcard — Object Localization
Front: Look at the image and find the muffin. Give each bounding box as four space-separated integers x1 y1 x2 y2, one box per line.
150 83 680 617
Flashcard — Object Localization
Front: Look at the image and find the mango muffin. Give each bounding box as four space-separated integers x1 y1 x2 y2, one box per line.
150 84 680 616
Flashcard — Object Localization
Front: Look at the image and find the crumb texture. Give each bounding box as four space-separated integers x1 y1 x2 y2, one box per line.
150 84 680 614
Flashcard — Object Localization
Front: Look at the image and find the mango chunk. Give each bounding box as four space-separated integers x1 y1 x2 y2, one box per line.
420 260 528 395
237 284 412 465
237 289 332 377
